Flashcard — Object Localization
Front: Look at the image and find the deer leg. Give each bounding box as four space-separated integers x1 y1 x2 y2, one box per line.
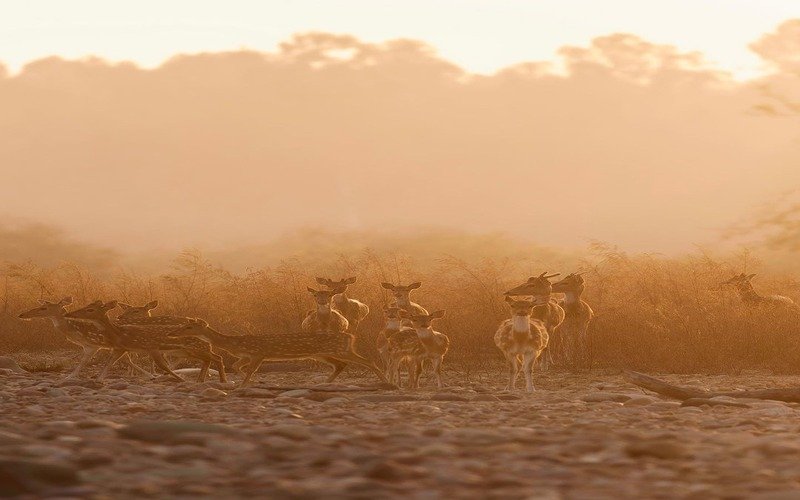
211 352 227 383
232 357 250 376
333 352 388 383
523 352 537 393
505 354 520 391
410 359 423 389
149 351 184 381
240 356 265 387
97 349 128 379
65 345 100 380
432 356 444 388
317 356 348 383
121 353 154 378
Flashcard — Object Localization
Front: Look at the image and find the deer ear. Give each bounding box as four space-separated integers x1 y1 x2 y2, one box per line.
505 296 515 304
381 282 394 290
37 299 47 305
747 273 756 280
59 297 73 306
103 300 118 310
118 302 132 310
408 282 422 290
544 273 560 280
431 310 445 319
345 277 357 285
146 300 159 309
315 277 328 286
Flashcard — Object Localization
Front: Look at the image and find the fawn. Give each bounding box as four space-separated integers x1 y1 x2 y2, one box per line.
316 277 370 332
18 297 150 379
65 301 227 382
400 310 450 389
551 272 594 367
495 297 549 392
167 318 387 387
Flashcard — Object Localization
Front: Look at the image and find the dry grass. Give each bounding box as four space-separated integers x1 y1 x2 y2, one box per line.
2 243 799 375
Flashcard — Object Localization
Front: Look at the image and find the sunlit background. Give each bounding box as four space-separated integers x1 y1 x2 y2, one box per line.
1 1 799 265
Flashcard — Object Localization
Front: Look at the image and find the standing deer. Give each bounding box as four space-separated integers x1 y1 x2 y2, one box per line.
505 272 565 370
381 282 428 317
495 297 549 392
400 310 450 389
551 273 594 368
720 273 799 311
316 277 370 332
375 306 410 380
301 287 354 382
17 297 150 379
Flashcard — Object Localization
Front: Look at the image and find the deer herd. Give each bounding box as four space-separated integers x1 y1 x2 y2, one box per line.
15 271 798 393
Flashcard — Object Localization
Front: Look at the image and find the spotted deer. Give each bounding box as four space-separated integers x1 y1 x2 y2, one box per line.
65 301 227 382
381 282 428 317
376 306 403 369
300 287 353 382
551 272 594 367
167 318 388 387
495 297 549 392
384 327 423 387
17 298 150 379
117 300 159 322
316 277 370 332
505 272 565 370
400 310 450 389
720 273 799 311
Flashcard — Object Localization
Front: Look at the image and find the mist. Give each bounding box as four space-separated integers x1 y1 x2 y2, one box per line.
1 21 799 255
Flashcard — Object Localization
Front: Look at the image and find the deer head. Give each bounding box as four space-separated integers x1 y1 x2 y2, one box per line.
504 296 536 317
551 272 586 293
18 297 73 319
307 287 336 312
64 300 118 324
505 271 560 297
117 300 159 321
400 309 444 330
381 282 422 306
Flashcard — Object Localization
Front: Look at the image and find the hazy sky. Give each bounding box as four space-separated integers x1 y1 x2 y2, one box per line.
2 1 800 78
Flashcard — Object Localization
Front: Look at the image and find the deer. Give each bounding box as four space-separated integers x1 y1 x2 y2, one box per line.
300 287 354 382
381 282 428 320
117 300 160 321
17 297 151 379
720 273 799 311
400 310 450 389
495 297 549 392
375 306 404 371
166 318 388 387
65 300 227 382
505 272 565 370
384 327 424 388
550 273 594 368
315 277 370 332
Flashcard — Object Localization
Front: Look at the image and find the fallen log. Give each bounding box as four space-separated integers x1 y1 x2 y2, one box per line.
625 371 800 404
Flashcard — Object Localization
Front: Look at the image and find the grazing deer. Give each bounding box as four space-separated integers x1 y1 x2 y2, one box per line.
505 272 565 370
167 318 387 387
381 282 428 318
65 301 227 382
400 310 450 389
495 297 549 392
551 273 594 368
316 277 370 332
720 273 799 311
17 297 150 379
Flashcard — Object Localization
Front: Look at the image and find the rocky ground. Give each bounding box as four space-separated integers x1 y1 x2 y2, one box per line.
2 357 800 499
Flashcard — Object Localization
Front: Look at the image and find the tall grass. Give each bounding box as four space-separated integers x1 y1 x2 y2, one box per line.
2 244 799 374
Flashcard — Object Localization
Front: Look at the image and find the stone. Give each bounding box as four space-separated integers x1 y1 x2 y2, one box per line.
117 420 237 444
582 392 631 403
0 459 81 496
279 389 313 398
0 357 26 374
200 387 228 400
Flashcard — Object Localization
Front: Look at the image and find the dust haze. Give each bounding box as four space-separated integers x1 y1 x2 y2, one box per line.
1 21 799 258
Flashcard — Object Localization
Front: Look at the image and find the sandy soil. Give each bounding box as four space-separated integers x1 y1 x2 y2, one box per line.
2 362 800 499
